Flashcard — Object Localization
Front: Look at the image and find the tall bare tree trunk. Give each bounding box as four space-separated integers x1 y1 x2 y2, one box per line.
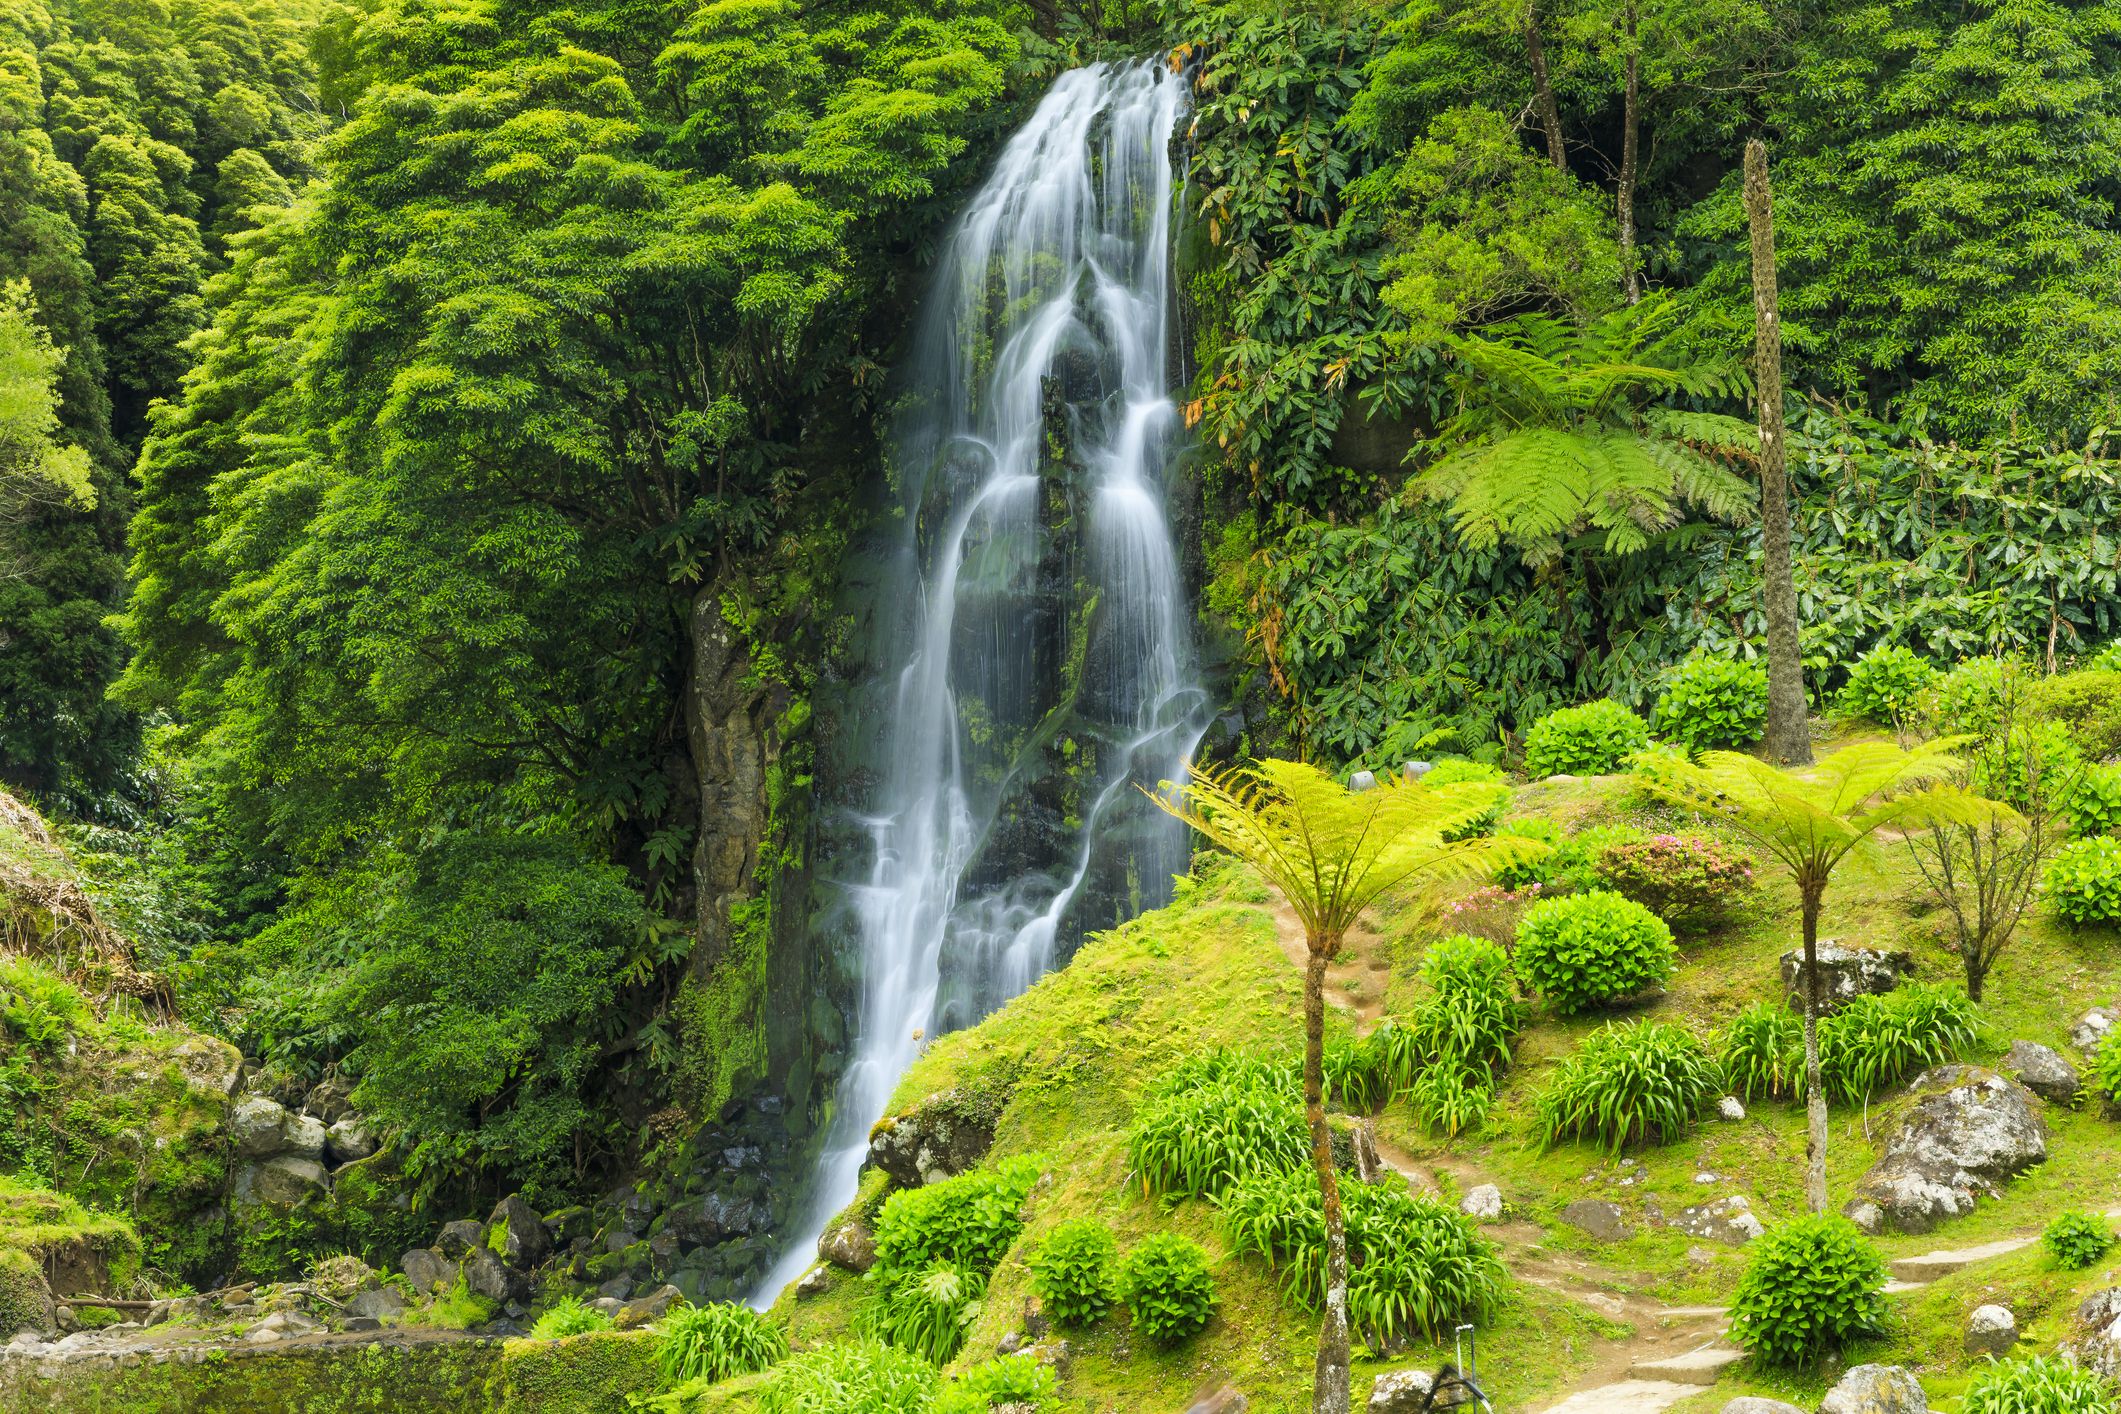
1800 886 1828 1214
1744 139 1813 765
1526 4 1567 171
1304 944 1351 1414
1618 2 1641 302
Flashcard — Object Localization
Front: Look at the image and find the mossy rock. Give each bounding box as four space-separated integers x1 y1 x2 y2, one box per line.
0 1338 501 1413
0 1177 142 1296
494 1329 662 1414
0 1248 54 1337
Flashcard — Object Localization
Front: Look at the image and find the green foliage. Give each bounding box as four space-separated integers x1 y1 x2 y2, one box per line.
1494 820 1641 895
1115 1233 1216 1347
1322 1032 1389 1114
2042 1210 2117 1271
1963 1355 2116 1414
1381 934 1521 1135
2065 764 2121 838
1718 1004 1804 1103
1651 656 1767 755
1595 834 1755 934
1816 986 1982 1106
1126 1051 1309 1199
2097 1036 2121 1105
865 1261 981 1365
1216 1169 1506 1352
1522 700 1650 779
1423 758 1505 786
1836 645 1941 726
411 1275 498 1332
2032 669 2121 761
1928 658 2017 738
931 1354 1057 1414
1513 890 1676 1013
655 1301 786 1384
1728 1214 1887 1370
870 1155 1042 1279
756 1340 937 1414
2046 836 2121 926
1533 1021 1723 1154
528 1296 611 1341
1027 1218 1115 1328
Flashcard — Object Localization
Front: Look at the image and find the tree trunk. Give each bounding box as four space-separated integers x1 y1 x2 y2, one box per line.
1743 139 1812 765
1304 943 1352 1414
1800 885 1828 1214
1617 2 1641 302
1525 4 1567 172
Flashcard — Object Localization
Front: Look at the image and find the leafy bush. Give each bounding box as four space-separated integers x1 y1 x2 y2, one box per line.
1973 720 2084 814
1836 644 1940 725
1116 1233 1216 1346
1027 1218 1115 1327
1216 1170 1505 1352
865 1261 982 1364
1128 1052 1308 1198
1534 1021 1724 1153
1596 833 1755 933
1423 757 1506 786
1495 820 1642 894
2043 1209 2116 1270
1522 700 1649 778
1728 1213 1888 1369
1816 985 1981 1104
656 1300 786 1384
2066 763 2121 837
2098 1036 2121 1105
1405 1066 1496 1138
1962 1354 2115 1414
1718 1004 1804 1101
527 1294 611 1340
756 1341 936 1414
1653 655 1768 754
2046 835 2121 925
1926 657 2015 737
870 1154 1042 1276
1322 1032 1389 1113
1514 890 1677 1013
932 1354 1058 1414
2030 666 2121 761
1441 882 1543 948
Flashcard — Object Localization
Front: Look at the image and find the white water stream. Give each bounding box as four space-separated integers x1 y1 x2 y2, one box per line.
753 60 1203 1304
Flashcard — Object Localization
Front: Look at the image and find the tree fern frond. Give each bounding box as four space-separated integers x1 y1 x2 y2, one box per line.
1642 440 1757 524
1642 409 1761 462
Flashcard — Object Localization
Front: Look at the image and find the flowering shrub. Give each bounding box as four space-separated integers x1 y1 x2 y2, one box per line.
1596 834 1755 934
1444 883 1543 949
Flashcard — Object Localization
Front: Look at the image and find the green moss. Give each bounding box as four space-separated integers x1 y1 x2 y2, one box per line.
494 1329 662 1414
0 1339 502 1413
0 1248 50 1335
410 1275 496 1332
0 1175 141 1293
672 896 771 1121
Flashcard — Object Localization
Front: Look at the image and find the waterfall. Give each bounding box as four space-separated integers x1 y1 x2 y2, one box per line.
753 59 1204 1304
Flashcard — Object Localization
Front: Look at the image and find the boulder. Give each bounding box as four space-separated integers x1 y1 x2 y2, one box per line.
1673 1195 1764 1246
1850 1067 2047 1233
309 1255 378 1303
2065 1288 2121 1378
302 1075 357 1124
1183 1386 1247 1414
867 1089 997 1187
1842 1199 1887 1235
461 1247 520 1305
435 1219 486 1260
819 1217 876 1272
1368 1370 1436 1412
170 1037 244 1100
1817 1364 1928 1414
2071 1007 2119 1054
1559 1199 1632 1242
1780 944 1913 1014
2003 1040 2080 1103
1718 1096 1746 1121
235 1156 330 1208
0 1253 57 1337
1459 1185 1503 1222
1965 1304 2016 1356
325 1118 377 1167
596 1276 634 1301
231 1094 294 1159
488 1194 553 1270
399 1248 451 1296
794 1266 831 1299
1719 1402 1804 1414
346 1286 405 1322
664 1192 770 1248
281 1112 328 1161
613 1284 681 1330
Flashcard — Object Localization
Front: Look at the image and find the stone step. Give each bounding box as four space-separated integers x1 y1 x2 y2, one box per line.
1888 1237 2032 1284
1539 1380 1702 1414
1628 1345 1746 1386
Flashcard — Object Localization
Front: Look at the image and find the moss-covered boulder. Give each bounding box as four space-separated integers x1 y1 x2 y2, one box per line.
493 1329 662 1414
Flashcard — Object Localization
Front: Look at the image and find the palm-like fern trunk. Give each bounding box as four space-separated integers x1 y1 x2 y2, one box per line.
1800 886 1828 1213
1304 944 1352 1414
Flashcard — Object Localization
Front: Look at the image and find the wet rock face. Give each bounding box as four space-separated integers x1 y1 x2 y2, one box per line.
1818 1364 1929 1414
1780 944 1914 1014
868 1089 998 1187
1852 1066 2047 1234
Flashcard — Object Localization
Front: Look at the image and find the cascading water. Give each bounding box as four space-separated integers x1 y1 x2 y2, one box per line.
753 59 1204 1304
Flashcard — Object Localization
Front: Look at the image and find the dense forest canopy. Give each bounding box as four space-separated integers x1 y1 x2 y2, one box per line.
2 0 2121 1214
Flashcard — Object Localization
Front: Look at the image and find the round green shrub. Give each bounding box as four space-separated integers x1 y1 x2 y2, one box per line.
2065 761 2121 837
757 1340 936 1414
527 1294 612 1340
2030 666 2121 760
1117 1233 1215 1346
2046 835 2121 925
867 1262 982 1364
1729 1213 1888 1369
1521 700 1649 778
1533 1020 1723 1153
2043 1209 2116 1270
656 1299 786 1383
1596 833 1755 933
1652 656 1768 753
870 1154 1043 1276
1963 1354 2115 1414
1974 719 2084 813
1514 890 1676 1013
1028 1218 1116 1327
933 1354 1059 1414
1836 644 1940 725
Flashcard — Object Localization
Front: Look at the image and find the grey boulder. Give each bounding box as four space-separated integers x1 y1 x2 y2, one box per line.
487 1194 553 1269
1780 944 1913 1014
867 1089 998 1187
1559 1199 1632 1242
1367 1370 1435 1412
435 1219 486 1260
399 1248 452 1294
231 1094 295 1159
2003 1040 2081 1103
2065 1288 2121 1378
325 1118 377 1167
1965 1303 2016 1356
1850 1067 2046 1233
2071 1007 2119 1054
1818 1364 1928 1414
1719 1401 1805 1414
819 1217 877 1272
234 1156 329 1208
346 1286 406 1322
1673 1195 1764 1246
1459 1184 1503 1222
